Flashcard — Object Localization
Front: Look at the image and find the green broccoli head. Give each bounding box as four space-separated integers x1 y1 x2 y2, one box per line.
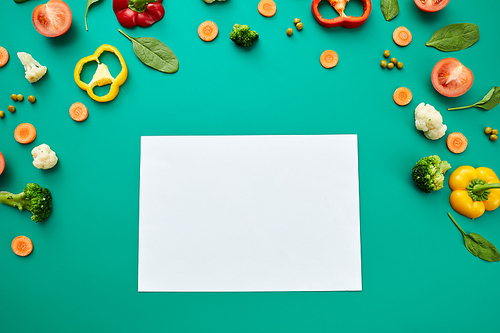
412 155 451 193
230 24 259 47
0 183 52 222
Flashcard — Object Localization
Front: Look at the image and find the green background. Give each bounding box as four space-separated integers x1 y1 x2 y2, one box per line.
1 0 500 332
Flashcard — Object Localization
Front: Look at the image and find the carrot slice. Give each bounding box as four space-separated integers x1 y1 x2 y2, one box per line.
69 102 89 122
258 0 277 17
14 123 36 144
393 87 412 106
320 50 339 69
12 236 33 257
447 132 468 154
393 26 412 46
0 151 5 176
198 21 219 42
0 46 9 67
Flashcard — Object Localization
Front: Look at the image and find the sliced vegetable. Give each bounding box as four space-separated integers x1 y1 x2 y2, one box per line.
381 0 399 22
198 21 219 42
393 87 412 106
393 26 412 46
448 87 500 111
320 50 339 69
69 102 89 122
32 0 72 37
426 23 479 52
446 132 467 154
14 123 37 144
0 151 5 175
258 0 277 17
0 46 9 67
11 236 33 257
414 0 449 12
311 0 372 29
17 52 47 83
113 0 165 28
118 30 179 74
431 58 473 97
85 0 101 31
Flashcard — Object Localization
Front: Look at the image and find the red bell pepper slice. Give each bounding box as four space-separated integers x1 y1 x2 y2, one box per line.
311 0 371 29
113 0 165 28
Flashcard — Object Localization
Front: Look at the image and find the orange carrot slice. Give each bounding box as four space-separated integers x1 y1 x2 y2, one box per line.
0 151 5 176
0 46 9 67
393 87 412 106
12 236 33 257
320 50 339 69
447 132 468 154
393 26 412 46
198 21 219 42
69 102 89 122
14 123 36 144
258 0 277 17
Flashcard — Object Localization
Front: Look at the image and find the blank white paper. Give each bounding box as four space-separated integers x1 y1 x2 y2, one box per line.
138 135 361 292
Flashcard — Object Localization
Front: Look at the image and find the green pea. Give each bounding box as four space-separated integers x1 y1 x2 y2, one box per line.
293 18 301 25
286 28 293 36
387 62 394 69
296 22 303 31
17 94 24 101
485 127 493 134
380 60 387 68
0 111 4 118
390 57 397 64
492 129 499 135
28 95 36 103
8 105 15 113
490 134 498 142
396 62 403 69
10 94 17 101
383 50 390 58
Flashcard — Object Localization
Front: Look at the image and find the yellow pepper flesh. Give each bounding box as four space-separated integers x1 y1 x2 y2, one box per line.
74 44 128 103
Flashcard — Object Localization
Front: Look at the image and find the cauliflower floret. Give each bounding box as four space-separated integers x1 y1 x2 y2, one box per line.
414 102 447 140
17 52 47 83
203 0 225 3
31 144 58 170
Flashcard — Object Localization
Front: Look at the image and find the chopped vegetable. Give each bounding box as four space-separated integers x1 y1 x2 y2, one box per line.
431 58 473 97
229 24 259 47
11 236 33 257
414 0 449 12
311 0 372 29
0 183 52 222
286 28 293 36
393 26 412 46
381 0 399 22
258 0 277 17
411 155 451 193
32 0 72 37
198 21 219 42
0 46 9 67
426 23 479 52
446 132 468 154
414 102 447 140
393 87 412 106
113 0 165 28
17 52 47 83
0 151 5 175
28 95 36 103
69 102 89 122
320 50 339 69
448 87 500 111
14 123 37 144
32 144 58 169
449 166 500 219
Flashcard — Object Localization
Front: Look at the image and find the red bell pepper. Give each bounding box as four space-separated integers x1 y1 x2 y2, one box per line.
113 0 165 28
311 0 371 29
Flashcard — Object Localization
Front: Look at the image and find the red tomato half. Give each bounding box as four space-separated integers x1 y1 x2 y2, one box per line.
32 0 72 37
414 0 449 12
0 151 5 176
431 58 473 98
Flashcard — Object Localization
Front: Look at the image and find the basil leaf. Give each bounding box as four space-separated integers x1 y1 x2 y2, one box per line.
448 87 500 111
119 30 179 74
426 23 479 52
381 0 399 22
448 213 500 262
85 0 100 31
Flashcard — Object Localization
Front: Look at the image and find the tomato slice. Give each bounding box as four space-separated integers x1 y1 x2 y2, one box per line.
0 151 5 176
431 58 473 98
414 0 449 12
32 0 72 37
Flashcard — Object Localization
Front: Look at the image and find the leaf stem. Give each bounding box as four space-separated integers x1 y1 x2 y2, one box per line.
118 29 134 42
447 104 476 111
448 212 466 236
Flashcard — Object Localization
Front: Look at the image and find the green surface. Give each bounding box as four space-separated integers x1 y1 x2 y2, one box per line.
1 0 500 332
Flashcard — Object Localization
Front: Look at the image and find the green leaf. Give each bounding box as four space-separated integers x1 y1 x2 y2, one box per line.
118 30 179 74
426 23 479 52
381 0 399 22
85 0 101 31
448 86 500 111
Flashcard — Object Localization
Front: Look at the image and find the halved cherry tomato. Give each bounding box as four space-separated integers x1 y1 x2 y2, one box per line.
431 58 473 98
32 0 72 37
414 0 449 12
0 151 5 176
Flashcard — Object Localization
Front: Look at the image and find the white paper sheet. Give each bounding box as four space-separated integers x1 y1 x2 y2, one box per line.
138 135 361 292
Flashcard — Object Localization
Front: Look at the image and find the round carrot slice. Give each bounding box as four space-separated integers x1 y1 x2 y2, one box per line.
447 132 468 154
258 0 277 17
0 46 9 67
393 26 412 46
198 21 219 42
393 87 412 106
12 236 33 257
69 102 89 122
14 123 37 144
320 50 339 69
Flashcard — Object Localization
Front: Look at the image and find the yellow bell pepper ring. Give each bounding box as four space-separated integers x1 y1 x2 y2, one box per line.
74 44 128 103
449 166 500 219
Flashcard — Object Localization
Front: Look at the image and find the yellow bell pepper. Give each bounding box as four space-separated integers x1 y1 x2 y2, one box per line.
74 44 127 102
449 166 500 219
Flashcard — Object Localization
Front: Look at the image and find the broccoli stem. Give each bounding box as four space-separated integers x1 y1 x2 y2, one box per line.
0 191 28 210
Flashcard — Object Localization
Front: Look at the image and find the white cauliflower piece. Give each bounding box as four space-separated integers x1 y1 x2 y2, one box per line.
203 0 225 3
31 144 58 170
414 102 447 140
17 52 47 83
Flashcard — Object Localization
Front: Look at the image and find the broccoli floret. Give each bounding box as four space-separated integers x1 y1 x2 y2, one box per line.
229 24 259 47
412 155 451 193
0 183 52 222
